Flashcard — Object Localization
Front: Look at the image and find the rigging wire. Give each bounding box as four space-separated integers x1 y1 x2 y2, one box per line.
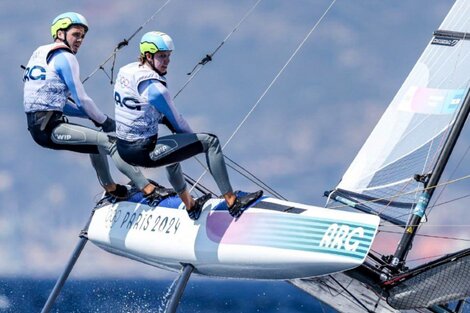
368 248 447 263
188 0 338 193
428 143 470 213
328 171 470 211
379 230 470 242
173 0 263 99
224 155 287 200
329 276 374 313
164 0 286 197
222 0 338 150
407 253 458 263
74 0 273 196
430 192 470 209
187 149 287 198
183 173 216 196
81 0 173 84
380 224 470 228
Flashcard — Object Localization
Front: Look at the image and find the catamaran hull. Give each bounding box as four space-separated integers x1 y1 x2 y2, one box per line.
87 196 380 280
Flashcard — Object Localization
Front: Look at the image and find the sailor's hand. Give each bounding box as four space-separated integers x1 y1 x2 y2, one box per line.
100 116 116 132
91 119 101 128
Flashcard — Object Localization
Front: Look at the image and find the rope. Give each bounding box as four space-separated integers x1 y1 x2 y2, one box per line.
222 0 338 150
173 0 263 99
81 0 173 84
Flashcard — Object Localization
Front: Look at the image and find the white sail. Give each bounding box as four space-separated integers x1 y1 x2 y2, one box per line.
334 0 470 225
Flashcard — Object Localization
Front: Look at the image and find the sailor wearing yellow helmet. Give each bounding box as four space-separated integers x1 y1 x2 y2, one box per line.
114 31 263 220
23 13 168 202
50 12 89 54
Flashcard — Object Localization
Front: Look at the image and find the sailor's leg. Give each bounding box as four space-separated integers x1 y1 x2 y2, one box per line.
149 133 203 164
164 163 194 209
51 123 149 196
106 139 150 191
148 132 261 216
165 163 187 195
89 147 114 187
149 133 234 195
149 134 201 202
51 123 116 189
149 137 212 218
196 133 233 195
194 133 263 217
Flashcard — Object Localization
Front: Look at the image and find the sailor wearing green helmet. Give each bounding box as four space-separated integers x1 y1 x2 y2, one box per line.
139 31 174 75
50 12 89 54
114 31 263 220
140 31 174 54
23 13 167 202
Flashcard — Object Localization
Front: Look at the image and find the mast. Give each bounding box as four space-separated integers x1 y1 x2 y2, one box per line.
391 76 470 268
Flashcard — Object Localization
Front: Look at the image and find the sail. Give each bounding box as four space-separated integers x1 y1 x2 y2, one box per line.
330 0 470 226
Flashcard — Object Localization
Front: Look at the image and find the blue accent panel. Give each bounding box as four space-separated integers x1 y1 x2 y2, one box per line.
147 83 180 130
148 83 167 109
121 192 182 210
158 196 182 209
126 192 145 203
63 102 87 117
155 36 169 50
213 201 229 211
53 52 83 112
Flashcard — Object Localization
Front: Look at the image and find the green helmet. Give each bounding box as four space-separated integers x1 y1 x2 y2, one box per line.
140 31 174 55
51 12 89 39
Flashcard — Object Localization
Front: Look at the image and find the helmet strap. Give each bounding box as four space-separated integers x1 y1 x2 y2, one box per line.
56 30 74 54
146 53 165 75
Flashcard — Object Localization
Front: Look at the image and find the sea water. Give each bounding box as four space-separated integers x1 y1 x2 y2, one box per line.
0 278 337 312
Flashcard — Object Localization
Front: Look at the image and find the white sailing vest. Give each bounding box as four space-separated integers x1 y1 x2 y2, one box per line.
114 62 167 141
23 43 71 113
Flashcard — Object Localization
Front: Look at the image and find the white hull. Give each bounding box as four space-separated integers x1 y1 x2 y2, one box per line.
87 195 380 280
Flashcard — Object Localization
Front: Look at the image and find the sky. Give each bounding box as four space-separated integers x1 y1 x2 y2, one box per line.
1 0 467 282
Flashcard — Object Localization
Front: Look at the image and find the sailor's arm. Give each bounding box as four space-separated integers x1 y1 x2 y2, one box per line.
52 51 107 125
147 81 193 133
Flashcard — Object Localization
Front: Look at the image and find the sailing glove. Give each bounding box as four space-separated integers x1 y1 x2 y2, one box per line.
101 116 116 132
93 116 116 132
